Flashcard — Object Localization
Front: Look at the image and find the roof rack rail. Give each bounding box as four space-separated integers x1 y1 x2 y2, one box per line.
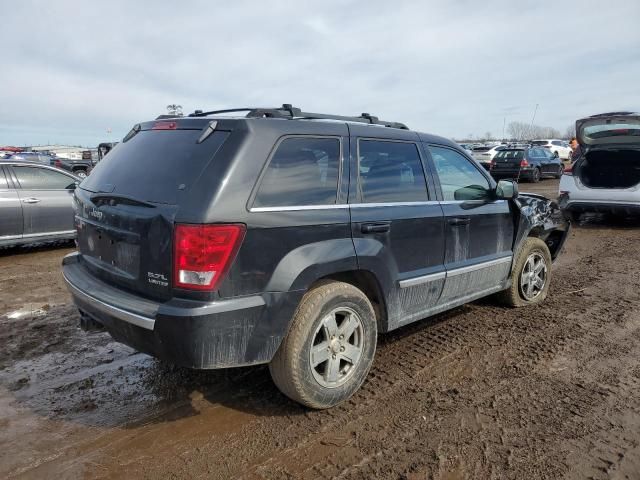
188 104 409 130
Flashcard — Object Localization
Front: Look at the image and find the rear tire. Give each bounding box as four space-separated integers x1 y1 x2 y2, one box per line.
497 237 552 307
530 167 541 183
269 281 377 409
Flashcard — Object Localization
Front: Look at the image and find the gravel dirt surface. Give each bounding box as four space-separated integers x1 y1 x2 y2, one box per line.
2 178 640 479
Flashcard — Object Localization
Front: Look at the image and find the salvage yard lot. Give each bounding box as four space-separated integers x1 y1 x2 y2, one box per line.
1 179 639 479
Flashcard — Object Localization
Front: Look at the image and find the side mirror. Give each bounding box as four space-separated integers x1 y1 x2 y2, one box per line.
495 179 518 200
67 181 80 190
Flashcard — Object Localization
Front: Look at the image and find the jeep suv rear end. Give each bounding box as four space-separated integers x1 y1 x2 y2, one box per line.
64 106 568 408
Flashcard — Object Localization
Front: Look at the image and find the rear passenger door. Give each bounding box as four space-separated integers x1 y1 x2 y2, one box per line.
10 165 76 236
0 166 23 242
349 132 445 329
425 145 513 304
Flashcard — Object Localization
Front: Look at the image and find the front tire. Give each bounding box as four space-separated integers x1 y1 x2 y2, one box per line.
497 237 552 307
269 281 377 409
74 169 88 179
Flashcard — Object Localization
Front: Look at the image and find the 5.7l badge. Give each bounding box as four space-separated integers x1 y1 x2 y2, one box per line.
147 272 168 287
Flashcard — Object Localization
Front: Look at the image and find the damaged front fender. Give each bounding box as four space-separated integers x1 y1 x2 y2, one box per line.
512 193 570 261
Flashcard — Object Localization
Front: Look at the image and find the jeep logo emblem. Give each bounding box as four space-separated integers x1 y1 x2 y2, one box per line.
88 208 103 221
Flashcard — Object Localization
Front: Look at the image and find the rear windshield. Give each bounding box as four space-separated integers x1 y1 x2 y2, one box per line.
583 122 640 140
494 150 524 160
472 146 492 152
531 140 548 146
80 129 228 204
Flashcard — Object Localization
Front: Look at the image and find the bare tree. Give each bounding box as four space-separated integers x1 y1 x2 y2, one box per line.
565 124 576 139
484 131 493 141
507 121 530 141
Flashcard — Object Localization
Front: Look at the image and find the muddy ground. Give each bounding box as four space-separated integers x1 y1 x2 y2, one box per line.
1 178 640 480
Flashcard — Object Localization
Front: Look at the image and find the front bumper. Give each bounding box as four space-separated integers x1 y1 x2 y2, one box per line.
62 253 301 369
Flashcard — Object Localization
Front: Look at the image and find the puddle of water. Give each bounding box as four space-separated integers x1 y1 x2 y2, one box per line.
6 305 49 319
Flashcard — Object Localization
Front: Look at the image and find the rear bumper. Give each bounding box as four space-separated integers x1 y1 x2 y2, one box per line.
62 252 301 369
561 199 640 215
491 167 533 178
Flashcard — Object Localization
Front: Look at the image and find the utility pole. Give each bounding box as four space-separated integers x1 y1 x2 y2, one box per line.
529 103 539 139
502 117 506 141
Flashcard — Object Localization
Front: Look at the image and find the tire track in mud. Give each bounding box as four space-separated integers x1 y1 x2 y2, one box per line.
175 226 638 480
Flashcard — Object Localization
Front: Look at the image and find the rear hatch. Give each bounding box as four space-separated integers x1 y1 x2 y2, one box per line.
577 112 640 148
75 120 230 300
491 149 525 171
575 113 640 189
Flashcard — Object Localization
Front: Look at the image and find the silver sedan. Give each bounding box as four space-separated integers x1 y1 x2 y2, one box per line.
0 160 79 247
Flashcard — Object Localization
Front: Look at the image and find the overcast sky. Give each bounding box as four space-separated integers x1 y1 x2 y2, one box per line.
1 0 639 147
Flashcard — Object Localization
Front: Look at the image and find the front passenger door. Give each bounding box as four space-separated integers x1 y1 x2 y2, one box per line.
426 145 514 304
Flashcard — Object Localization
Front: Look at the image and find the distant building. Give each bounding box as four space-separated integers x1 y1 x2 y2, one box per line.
28 145 95 160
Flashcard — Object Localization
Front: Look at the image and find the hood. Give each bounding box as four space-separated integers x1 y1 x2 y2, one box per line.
576 112 640 148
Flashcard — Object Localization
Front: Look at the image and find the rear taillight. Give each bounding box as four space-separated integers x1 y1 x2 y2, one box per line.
490 160 496 169
173 224 246 291
520 159 529 167
563 164 573 176
55 159 62 167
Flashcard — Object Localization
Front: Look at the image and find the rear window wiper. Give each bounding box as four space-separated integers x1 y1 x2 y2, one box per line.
90 193 156 208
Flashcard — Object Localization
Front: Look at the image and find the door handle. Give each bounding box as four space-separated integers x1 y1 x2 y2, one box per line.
22 198 41 204
361 222 390 234
448 217 470 226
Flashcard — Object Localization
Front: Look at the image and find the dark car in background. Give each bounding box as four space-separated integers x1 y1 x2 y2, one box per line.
0 160 79 247
490 146 564 182
53 157 94 178
62 105 569 409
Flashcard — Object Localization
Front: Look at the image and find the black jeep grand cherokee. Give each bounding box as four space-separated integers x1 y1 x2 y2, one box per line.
63 105 569 408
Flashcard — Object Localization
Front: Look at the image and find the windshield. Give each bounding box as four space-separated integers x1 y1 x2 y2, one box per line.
531 140 548 146
80 129 229 204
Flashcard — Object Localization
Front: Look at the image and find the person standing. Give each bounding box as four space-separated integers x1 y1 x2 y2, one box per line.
569 137 581 163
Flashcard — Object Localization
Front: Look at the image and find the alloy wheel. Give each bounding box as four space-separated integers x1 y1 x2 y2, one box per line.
309 307 365 388
520 252 547 300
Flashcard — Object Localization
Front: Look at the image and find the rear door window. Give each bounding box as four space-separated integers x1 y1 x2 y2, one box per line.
13 166 75 189
253 137 340 208
81 129 229 204
429 146 491 201
357 140 428 203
